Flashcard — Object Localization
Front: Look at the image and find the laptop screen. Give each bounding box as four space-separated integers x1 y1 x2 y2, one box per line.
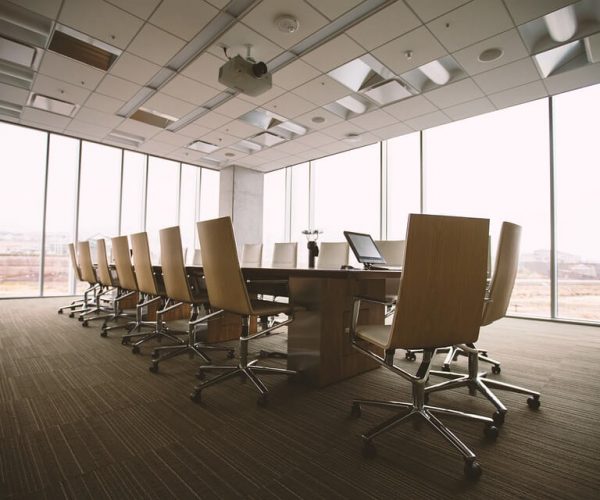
343 231 386 265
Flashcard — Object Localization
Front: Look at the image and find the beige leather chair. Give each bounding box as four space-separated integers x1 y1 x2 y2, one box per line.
241 243 263 267
349 214 497 479
191 216 296 406
316 242 349 269
272 242 297 268
425 222 541 426
76 241 105 323
149 226 233 373
57 243 99 316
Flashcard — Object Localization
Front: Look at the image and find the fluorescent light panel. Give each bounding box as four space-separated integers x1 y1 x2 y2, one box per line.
0 59 33 89
0 36 36 67
544 5 578 43
187 140 219 153
50 24 121 70
29 93 77 116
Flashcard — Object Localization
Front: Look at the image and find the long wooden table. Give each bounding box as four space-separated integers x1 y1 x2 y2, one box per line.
188 266 401 387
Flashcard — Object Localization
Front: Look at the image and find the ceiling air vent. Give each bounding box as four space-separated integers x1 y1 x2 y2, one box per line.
187 141 219 153
49 25 121 71
130 108 176 129
28 93 77 116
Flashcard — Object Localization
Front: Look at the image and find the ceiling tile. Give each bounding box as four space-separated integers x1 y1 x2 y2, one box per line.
193 111 231 129
7 0 62 19
84 93 124 114
426 0 514 52
217 119 262 139
241 85 287 106
127 24 186 66
73 106 124 128
405 110 450 130
182 52 227 90
152 130 193 147
404 0 472 23
347 1 421 51
294 131 335 147
176 121 211 139
452 29 529 76
109 52 161 85
371 122 414 140
205 0 228 8
21 107 71 129
270 139 312 155
488 80 548 109
263 92 316 118
321 121 369 140
205 147 247 163
424 78 484 108
32 74 91 105
150 0 218 41
140 140 177 155
161 74 219 105
241 0 329 50
443 97 495 120
117 118 162 140
305 0 361 20
301 35 365 73
0 82 29 105
95 75 141 101
349 109 398 130
39 52 104 90
208 22 283 63
65 119 111 138
273 59 321 90
105 0 161 20
200 130 238 148
59 0 143 49
473 57 541 94
294 107 343 130
292 75 349 106
372 26 447 75
543 61 600 96
248 148 289 161
19 119 64 133
214 97 256 119
382 95 438 120
502 0 578 25
144 92 196 119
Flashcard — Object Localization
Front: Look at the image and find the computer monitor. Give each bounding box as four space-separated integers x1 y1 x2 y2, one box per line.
343 231 386 268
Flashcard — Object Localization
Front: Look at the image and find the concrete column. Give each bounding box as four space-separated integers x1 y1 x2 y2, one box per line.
219 166 263 251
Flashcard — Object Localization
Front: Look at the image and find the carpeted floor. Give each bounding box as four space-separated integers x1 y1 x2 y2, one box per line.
0 297 599 499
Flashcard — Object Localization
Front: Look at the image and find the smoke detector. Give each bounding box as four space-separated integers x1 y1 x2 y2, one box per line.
275 15 299 34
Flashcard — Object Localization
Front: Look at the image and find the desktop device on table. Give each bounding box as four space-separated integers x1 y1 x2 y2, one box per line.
343 231 389 270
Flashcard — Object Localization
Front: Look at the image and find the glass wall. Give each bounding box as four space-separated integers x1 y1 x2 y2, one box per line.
0 122 219 298
553 84 600 322
0 123 47 297
290 162 310 267
262 167 287 266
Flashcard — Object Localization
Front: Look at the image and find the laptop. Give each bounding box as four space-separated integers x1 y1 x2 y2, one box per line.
343 231 402 270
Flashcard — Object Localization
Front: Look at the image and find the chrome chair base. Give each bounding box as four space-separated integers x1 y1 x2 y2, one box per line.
405 344 501 373
426 348 541 426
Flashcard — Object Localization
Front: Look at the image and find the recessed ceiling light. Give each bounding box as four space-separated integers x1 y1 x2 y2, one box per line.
29 93 77 116
275 15 299 33
187 140 219 153
0 36 36 67
344 133 362 143
478 48 503 62
312 116 325 123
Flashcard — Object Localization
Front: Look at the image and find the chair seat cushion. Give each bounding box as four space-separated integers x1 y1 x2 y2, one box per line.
356 324 390 349
251 299 293 316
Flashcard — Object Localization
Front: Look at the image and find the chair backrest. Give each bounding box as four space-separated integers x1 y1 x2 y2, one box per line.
159 226 193 303
272 242 298 268
111 235 138 291
130 231 158 295
388 214 489 350
96 239 114 287
374 240 406 266
241 243 263 267
192 248 203 266
482 222 521 326
197 217 253 315
68 243 83 281
317 242 349 269
77 241 97 284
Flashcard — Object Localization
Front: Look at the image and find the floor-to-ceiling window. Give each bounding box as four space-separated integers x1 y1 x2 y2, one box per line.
290 162 310 267
262 167 287 266
553 84 600 322
180 164 200 263
120 151 146 236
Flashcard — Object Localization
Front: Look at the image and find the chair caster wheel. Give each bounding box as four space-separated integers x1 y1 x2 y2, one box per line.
441 364 450 372
350 403 361 418
149 363 158 373
464 460 482 480
257 394 268 407
69 313 75 318
190 390 201 403
484 423 499 440
227 350 235 359
151 350 159 359
78 316 83 322
82 320 89 327
362 440 376 458
121 337 129 345
491 364 501 374
405 352 416 361
196 370 206 380
492 411 505 426
100 329 108 337
131 345 140 354
527 396 540 409
58 310 63 315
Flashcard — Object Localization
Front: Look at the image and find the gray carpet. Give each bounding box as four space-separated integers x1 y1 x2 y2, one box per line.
0 297 599 499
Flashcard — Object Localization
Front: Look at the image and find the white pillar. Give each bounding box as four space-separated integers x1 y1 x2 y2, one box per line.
219 166 263 251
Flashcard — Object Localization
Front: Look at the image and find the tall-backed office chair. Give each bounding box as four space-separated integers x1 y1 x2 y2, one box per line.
272 242 297 268
191 217 297 406
349 214 497 479
425 222 541 425
121 231 181 353
57 243 98 316
241 243 263 267
149 226 233 373
316 242 349 268
76 241 105 324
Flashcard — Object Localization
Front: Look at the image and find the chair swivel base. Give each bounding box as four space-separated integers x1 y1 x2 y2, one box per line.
121 324 185 354
191 358 296 406
350 397 498 479
405 345 501 373
149 342 235 373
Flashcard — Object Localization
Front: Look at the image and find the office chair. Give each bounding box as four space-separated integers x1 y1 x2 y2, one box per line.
76 241 109 325
149 226 234 373
316 242 349 268
425 222 541 426
191 216 297 406
120 231 182 354
241 243 263 267
272 242 297 268
57 243 99 316
349 214 497 479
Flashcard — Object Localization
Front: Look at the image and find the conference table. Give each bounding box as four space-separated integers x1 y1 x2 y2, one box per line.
185 266 401 387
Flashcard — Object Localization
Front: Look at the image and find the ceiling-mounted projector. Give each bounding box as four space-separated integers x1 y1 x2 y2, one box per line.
218 55 272 97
